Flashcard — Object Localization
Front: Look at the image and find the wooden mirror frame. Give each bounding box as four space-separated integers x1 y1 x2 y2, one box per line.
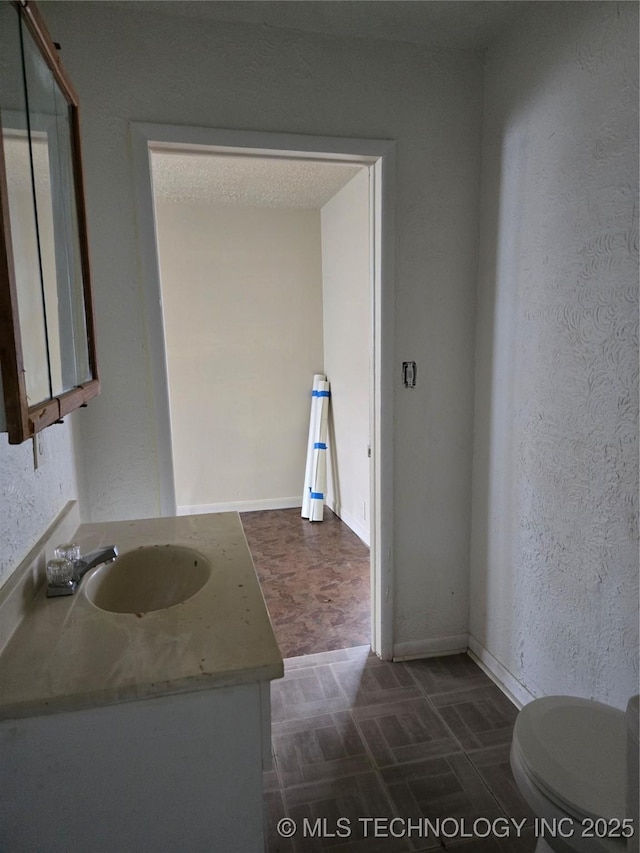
0 0 99 445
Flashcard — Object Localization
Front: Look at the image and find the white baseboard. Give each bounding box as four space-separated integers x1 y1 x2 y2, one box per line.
177 497 302 516
467 634 536 709
179 498 371 547
392 633 537 710
393 633 469 661
325 498 370 546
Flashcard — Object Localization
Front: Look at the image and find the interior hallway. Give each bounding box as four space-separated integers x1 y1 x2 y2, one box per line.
241 509 533 851
241 508 370 658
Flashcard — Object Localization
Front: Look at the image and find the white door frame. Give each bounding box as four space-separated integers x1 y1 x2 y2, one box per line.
130 122 395 660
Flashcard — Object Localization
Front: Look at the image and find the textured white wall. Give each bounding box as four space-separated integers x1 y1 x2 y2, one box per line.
321 169 371 544
0 421 79 590
43 3 483 651
154 200 323 509
470 2 639 708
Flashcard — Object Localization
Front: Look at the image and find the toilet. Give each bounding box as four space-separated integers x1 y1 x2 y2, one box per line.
510 694 639 853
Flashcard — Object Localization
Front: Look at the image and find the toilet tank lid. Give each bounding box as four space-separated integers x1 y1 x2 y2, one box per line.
513 696 626 822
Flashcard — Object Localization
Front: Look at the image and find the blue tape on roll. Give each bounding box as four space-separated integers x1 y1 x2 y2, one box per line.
313 442 327 450
312 390 331 397
310 492 324 500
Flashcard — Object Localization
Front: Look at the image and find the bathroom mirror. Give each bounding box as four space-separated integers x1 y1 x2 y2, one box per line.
0 0 99 444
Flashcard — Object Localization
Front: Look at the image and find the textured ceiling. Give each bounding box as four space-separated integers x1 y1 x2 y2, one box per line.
65 1 541 204
150 150 365 208
102 1 538 52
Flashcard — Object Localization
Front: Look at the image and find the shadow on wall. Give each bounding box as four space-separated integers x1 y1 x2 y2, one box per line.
469 1 639 707
327 398 342 517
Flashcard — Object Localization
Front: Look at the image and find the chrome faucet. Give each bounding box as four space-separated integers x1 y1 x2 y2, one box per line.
46 546 119 597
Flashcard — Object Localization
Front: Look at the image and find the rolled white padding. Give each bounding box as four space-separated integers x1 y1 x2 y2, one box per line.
309 380 330 522
301 374 326 519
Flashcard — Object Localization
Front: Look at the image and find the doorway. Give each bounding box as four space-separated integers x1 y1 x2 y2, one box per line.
131 123 395 659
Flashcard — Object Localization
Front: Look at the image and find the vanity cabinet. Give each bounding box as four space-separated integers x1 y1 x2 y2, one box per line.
1 683 271 852
0 511 283 852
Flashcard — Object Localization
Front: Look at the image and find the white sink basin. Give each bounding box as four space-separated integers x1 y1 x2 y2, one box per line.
84 545 211 614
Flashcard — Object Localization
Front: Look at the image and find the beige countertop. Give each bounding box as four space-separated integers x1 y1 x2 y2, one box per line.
0 513 283 720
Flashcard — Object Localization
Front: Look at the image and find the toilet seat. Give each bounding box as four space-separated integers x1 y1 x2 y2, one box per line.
512 696 627 822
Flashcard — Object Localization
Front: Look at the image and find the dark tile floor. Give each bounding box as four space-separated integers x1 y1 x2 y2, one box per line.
264 648 535 853
241 509 533 852
241 508 370 658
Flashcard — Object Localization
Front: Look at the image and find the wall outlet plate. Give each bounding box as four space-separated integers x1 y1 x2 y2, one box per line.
402 361 417 388
32 432 46 470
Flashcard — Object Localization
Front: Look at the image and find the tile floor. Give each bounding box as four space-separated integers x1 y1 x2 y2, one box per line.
241 509 534 851
241 508 370 658
264 648 535 853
